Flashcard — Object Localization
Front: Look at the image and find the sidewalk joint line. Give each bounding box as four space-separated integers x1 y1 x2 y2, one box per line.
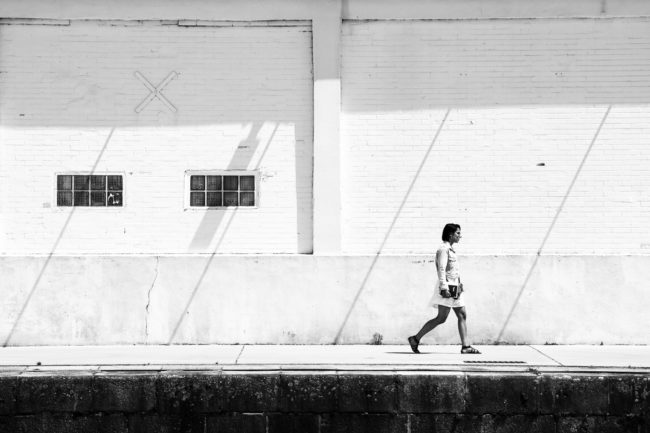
528 345 564 366
235 345 246 364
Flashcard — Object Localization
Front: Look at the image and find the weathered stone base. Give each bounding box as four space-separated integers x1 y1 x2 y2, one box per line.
0 371 648 432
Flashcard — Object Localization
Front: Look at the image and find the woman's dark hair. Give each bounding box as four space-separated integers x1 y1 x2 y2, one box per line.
441 223 461 242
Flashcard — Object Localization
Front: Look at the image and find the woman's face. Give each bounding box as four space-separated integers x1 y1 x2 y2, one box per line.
450 228 462 244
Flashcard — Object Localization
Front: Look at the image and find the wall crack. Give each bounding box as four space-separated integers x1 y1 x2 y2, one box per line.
145 256 160 342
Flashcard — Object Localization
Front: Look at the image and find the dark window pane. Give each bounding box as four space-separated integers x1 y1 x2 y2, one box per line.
223 192 238 206
91 191 106 206
74 175 90 191
91 175 106 190
74 191 89 206
224 176 238 191
190 192 205 206
107 192 122 207
207 192 222 207
240 176 255 191
240 192 255 206
206 176 222 191
190 176 205 191
57 191 73 206
107 175 123 191
57 175 72 191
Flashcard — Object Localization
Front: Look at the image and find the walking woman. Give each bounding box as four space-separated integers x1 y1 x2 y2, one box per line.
408 223 481 354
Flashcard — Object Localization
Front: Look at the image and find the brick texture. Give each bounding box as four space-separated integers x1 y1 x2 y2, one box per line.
341 19 650 254
0 22 313 254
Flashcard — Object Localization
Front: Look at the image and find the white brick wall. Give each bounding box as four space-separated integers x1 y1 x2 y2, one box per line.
341 19 650 254
0 22 313 254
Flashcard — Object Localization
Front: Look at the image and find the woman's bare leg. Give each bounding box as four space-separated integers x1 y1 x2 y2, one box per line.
453 306 468 347
415 306 450 341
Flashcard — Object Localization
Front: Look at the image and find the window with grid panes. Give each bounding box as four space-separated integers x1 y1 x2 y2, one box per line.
189 174 255 207
57 175 123 207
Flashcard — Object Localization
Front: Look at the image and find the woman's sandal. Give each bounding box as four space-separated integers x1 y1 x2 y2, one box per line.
461 345 481 354
408 336 420 354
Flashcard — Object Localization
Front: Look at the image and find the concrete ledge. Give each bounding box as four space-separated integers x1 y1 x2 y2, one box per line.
0 371 647 432
2 255 650 345
3 0 650 21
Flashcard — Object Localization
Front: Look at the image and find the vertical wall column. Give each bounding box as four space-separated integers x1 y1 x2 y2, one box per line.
312 0 342 254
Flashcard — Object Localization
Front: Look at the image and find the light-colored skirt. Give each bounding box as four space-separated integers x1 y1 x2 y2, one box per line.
428 278 466 309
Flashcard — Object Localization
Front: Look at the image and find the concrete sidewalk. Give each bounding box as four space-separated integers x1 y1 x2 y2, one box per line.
1 344 648 432
1 344 648 373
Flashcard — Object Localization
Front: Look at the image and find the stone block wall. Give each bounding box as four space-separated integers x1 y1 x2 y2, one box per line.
0 371 647 432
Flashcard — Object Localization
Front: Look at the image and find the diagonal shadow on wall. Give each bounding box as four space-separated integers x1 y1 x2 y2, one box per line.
333 109 450 344
495 105 612 342
189 122 265 251
167 123 279 344
2 127 116 347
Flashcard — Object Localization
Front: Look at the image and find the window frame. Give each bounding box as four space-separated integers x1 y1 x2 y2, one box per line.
184 170 259 210
53 172 126 210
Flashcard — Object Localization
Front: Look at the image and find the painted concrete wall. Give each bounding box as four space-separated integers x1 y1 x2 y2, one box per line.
2 255 649 346
3 0 650 20
312 0 343 253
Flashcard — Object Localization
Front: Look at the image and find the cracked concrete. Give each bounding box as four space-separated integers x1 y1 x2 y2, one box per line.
2 255 650 345
144 256 159 342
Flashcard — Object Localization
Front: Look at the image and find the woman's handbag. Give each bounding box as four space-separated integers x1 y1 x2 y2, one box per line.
442 281 463 299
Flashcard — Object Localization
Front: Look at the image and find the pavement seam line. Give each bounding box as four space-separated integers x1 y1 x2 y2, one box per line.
235 345 246 364
527 345 564 366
